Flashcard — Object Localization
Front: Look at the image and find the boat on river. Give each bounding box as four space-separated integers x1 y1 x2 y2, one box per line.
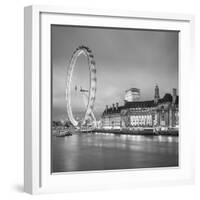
56 130 72 137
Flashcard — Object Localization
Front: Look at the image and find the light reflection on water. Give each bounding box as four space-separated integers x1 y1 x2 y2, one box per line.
52 132 178 173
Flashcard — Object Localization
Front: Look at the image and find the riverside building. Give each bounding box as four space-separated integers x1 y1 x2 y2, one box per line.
101 85 178 131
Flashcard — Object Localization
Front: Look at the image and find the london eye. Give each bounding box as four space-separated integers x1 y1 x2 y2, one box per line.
66 46 97 128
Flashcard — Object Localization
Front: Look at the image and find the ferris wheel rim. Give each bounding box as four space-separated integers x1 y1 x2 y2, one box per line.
66 46 97 127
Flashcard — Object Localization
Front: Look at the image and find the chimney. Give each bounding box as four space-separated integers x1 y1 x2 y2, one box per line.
116 102 119 110
112 103 115 110
172 88 177 104
105 105 108 113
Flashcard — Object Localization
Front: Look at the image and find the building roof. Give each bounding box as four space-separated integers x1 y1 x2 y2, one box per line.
125 88 140 93
102 93 178 116
158 93 172 103
124 100 155 108
102 106 124 115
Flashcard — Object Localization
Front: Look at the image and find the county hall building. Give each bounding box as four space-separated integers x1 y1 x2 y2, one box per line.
101 85 179 131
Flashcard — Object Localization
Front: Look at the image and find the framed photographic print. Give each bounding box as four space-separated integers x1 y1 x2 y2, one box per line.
24 5 195 194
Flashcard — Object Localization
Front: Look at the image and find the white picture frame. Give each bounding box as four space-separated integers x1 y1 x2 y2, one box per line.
24 5 195 194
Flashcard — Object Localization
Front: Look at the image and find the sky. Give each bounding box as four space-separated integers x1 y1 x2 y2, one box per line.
51 25 178 121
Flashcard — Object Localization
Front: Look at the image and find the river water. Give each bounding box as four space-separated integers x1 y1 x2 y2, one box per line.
52 132 178 173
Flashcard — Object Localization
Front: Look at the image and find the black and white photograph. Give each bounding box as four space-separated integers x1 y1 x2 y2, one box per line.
51 25 179 173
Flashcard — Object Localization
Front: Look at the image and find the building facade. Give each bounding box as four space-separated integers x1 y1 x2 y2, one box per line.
101 85 178 131
124 88 140 102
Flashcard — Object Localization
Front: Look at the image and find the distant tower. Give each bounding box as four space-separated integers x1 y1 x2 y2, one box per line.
172 88 177 104
154 84 160 104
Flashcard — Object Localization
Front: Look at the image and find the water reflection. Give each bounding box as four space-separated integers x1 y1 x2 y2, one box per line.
52 133 178 173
